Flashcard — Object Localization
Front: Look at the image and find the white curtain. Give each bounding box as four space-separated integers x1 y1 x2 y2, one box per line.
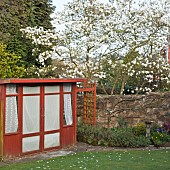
23 96 40 134
45 95 60 131
63 84 73 125
5 97 18 133
5 85 18 133
6 84 17 94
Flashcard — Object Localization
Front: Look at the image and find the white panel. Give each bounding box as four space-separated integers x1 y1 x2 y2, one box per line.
22 136 40 152
5 97 18 133
44 133 60 148
6 84 17 94
23 96 40 134
63 83 72 92
45 86 60 93
45 95 60 131
23 86 40 94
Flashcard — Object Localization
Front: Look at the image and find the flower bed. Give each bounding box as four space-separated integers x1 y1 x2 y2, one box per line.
77 122 170 148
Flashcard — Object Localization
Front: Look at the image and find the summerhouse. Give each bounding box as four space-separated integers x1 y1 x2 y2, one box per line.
0 78 96 158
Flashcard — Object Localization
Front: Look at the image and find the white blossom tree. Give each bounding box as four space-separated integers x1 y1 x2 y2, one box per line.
21 0 170 94
101 53 170 95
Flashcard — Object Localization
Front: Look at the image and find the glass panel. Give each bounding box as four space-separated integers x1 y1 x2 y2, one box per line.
23 86 40 94
23 96 40 134
22 136 40 152
45 86 60 93
63 83 72 92
44 133 60 149
45 95 60 131
64 94 73 125
6 84 17 94
5 97 18 133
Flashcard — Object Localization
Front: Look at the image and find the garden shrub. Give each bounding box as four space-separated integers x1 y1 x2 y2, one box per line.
151 131 170 147
132 122 146 136
110 127 150 147
0 43 25 78
151 122 170 146
77 123 150 148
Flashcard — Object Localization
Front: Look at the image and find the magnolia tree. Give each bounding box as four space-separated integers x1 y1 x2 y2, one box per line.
100 53 170 95
128 55 170 94
21 0 170 94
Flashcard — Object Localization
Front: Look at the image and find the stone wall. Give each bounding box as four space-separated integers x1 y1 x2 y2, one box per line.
77 92 170 127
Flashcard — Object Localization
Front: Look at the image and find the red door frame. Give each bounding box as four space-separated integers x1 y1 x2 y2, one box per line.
42 84 61 152
19 84 61 155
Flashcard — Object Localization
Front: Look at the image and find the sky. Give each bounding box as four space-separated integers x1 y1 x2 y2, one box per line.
52 0 71 12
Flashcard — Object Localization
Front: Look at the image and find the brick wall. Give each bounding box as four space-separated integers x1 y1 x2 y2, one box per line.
77 92 170 127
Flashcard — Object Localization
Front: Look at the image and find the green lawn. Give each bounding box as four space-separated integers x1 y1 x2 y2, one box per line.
1 149 170 170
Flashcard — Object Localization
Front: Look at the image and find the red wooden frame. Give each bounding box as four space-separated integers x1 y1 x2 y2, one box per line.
0 78 87 85
0 78 88 158
77 82 96 125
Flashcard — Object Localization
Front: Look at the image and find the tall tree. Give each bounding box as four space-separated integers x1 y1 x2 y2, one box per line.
21 0 170 92
0 0 55 70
